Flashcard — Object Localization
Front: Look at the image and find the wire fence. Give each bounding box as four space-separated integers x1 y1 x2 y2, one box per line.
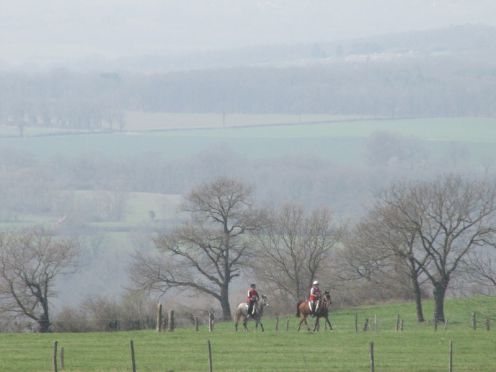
6 307 495 372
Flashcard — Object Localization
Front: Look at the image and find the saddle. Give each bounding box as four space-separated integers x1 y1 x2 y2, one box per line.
246 302 257 317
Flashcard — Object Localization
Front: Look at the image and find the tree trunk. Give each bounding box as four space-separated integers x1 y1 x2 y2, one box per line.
220 285 232 321
38 297 51 333
410 265 425 322
38 313 50 333
433 282 448 323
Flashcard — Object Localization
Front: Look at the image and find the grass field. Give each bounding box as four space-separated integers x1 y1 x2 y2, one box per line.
2 117 496 164
1 297 495 372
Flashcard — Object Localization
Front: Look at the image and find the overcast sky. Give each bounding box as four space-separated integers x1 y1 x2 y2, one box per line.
1 0 496 66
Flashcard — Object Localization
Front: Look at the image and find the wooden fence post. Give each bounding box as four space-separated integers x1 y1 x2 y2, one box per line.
449 339 453 372
400 319 404 332
286 317 290 331
486 318 490 331
363 318 369 332
207 340 213 372
60 347 64 370
156 303 163 332
195 317 199 331
396 314 400 331
130 340 136 372
52 341 58 372
168 310 175 332
275 316 279 331
208 312 214 332
472 312 477 330
374 314 377 332
355 313 358 333
369 341 375 372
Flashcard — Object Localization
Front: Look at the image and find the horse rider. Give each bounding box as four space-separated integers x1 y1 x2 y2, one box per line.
309 280 321 316
246 283 260 317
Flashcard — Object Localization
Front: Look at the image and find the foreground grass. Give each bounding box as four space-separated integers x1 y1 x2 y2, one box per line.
1 297 495 371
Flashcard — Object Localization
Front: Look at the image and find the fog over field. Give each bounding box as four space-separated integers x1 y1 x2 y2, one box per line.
1 1 496 331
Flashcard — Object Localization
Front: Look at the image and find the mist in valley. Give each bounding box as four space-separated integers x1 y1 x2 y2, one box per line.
1 1 496 330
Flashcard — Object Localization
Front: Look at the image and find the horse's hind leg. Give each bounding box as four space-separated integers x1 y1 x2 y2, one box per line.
234 314 240 332
298 316 310 332
297 317 304 331
305 317 311 331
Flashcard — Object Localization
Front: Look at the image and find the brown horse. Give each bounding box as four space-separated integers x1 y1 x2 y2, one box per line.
234 295 269 332
296 290 333 332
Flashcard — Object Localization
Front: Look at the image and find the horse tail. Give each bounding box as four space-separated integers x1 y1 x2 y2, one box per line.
296 300 304 317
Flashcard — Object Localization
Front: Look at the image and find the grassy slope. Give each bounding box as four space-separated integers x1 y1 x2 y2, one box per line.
1 297 495 372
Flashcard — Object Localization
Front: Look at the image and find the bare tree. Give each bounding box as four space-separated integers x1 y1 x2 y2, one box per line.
130 178 259 320
0 229 78 332
463 249 496 295
252 204 339 302
340 207 429 322
381 175 496 322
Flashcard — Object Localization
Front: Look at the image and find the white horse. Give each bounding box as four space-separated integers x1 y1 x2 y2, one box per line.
234 295 269 332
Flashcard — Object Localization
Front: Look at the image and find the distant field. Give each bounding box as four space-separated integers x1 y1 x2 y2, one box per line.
1 116 496 164
0 192 182 231
124 111 362 131
0 296 495 371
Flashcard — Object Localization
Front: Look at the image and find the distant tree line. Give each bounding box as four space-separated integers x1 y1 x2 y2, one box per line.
1 52 496 134
0 71 124 134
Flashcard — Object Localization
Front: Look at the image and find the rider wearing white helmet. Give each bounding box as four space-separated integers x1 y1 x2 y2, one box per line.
309 280 321 315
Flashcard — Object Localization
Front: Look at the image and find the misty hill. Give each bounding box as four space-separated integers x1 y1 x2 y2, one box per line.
83 24 496 73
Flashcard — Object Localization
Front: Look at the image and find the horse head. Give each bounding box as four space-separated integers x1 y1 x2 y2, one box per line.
321 290 332 309
260 294 269 308
323 290 331 304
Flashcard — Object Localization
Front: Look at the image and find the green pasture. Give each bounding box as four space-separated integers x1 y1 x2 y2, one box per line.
1 117 496 165
0 191 181 231
1 297 495 371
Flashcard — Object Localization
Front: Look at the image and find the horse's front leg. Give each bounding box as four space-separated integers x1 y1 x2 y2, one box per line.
325 316 333 331
259 319 264 332
313 317 320 332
